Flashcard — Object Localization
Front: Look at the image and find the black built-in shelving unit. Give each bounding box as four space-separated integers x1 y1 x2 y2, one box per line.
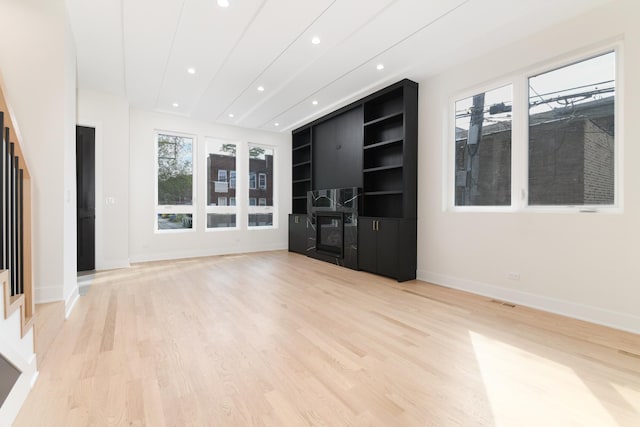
289 79 418 281
291 127 312 214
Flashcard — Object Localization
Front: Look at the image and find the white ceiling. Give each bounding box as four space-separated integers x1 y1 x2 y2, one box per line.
67 0 613 133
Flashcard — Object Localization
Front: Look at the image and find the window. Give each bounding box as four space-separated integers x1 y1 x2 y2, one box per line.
248 144 275 227
454 85 512 206
528 51 615 206
451 48 618 211
156 133 194 231
229 170 236 189
206 139 237 229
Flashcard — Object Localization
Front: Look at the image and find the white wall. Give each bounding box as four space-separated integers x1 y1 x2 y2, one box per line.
129 109 290 262
0 0 78 309
417 0 640 333
77 89 131 270
62 10 79 316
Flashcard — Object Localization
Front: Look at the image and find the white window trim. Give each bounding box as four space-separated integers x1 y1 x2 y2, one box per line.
446 42 623 215
248 142 277 229
205 138 239 231
154 131 197 233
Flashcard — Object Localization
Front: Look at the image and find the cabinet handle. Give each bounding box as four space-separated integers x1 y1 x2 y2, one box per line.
295 216 299 224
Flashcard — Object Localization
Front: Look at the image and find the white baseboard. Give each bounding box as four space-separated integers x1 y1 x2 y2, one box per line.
129 244 287 264
64 287 79 319
417 270 640 335
96 259 130 271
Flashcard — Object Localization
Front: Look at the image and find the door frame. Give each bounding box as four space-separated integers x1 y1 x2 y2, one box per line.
77 121 101 271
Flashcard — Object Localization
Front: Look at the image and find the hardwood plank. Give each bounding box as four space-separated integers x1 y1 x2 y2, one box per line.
14 251 640 426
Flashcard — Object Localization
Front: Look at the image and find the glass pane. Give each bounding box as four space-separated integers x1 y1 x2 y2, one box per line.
157 134 193 205
455 85 512 206
248 213 273 227
528 52 615 206
157 213 193 230
207 213 236 229
248 145 274 227
207 141 236 206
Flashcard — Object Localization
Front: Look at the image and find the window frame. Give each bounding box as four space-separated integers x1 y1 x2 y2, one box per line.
447 42 622 214
523 47 621 213
154 131 197 233
205 138 239 231
248 142 277 229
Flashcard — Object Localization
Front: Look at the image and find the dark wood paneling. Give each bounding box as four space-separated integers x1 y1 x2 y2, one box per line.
312 107 363 190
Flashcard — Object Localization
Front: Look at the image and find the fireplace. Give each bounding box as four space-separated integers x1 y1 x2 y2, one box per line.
305 187 360 270
316 212 344 257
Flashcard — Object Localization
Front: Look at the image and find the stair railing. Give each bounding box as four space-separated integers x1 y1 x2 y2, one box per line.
0 79 34 338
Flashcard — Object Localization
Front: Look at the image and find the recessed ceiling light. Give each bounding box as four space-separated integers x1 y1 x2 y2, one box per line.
274 122 280 127
187 67 196 74
311 36 321 45
172 102 179 107
228 113 234 118
217 0 229 7
312 100 318 105
376 63 385 70
257 86 265 92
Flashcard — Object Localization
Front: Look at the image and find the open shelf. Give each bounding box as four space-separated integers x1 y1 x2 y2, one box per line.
293 146 311 164
363 164 402 173
363 111 403 127
292 128 311 149
292 143 311 151
363 190 403 196
364 86 404 123
292 160 311 168
363 138 403 151
364 167 403 193
364 115 403 147
362 192 403 217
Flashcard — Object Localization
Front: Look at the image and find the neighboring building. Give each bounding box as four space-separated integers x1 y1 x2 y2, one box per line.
455 97 614 206
207 152 274 227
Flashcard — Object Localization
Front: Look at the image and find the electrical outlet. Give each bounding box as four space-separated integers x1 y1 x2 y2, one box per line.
507 272 520 280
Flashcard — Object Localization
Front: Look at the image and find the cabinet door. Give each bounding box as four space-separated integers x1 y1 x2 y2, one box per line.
288 214 307 254
376 218 399 279
358 217 378 273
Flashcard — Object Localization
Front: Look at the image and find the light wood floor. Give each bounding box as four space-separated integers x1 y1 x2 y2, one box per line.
14 251 640 426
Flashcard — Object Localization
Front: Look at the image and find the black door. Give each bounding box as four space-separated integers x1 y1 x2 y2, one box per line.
288 214 307 254
376 218 399 279
357 217 378 274
76 126 95 272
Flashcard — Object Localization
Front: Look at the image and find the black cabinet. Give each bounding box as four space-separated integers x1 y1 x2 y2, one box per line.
288 214 307 254
290 79 418 281
358 217 415 282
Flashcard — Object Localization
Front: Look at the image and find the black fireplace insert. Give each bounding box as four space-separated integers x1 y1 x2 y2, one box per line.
315 212 344 257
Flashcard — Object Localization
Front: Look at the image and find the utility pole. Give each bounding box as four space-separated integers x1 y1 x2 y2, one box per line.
464 94 485 204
